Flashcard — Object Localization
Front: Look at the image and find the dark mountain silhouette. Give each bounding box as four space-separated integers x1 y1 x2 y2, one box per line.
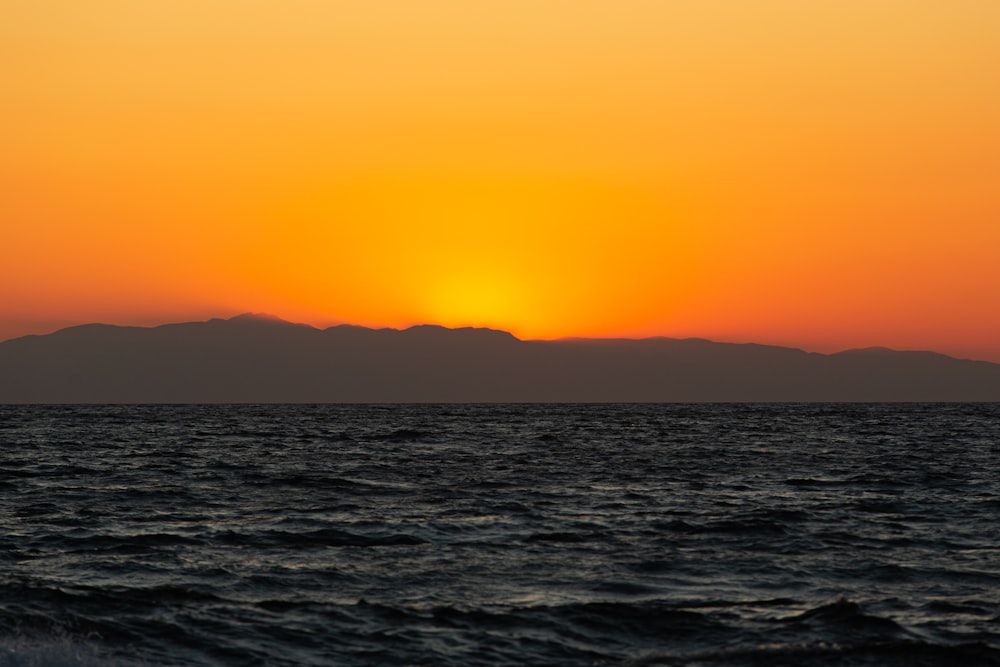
1 313 998 402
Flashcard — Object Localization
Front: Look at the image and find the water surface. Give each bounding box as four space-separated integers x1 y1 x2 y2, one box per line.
2 404 998 665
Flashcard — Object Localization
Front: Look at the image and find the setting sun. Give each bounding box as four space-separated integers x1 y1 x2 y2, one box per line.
422 268 530 331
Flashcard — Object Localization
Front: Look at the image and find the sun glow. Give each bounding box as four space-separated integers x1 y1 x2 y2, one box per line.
422 268 531 331
217 168 700 338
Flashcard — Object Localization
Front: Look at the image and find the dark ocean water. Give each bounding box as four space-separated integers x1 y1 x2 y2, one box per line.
1 404 999 666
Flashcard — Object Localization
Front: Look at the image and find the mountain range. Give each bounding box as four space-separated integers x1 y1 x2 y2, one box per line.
1 313 998 402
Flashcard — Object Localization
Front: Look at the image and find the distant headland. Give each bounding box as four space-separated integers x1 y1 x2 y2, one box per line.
2 314 999 403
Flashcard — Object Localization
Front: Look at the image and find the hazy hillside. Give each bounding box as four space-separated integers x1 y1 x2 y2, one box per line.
2 314 999 402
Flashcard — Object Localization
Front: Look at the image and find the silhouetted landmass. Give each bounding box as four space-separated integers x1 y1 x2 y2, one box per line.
1 313 999 402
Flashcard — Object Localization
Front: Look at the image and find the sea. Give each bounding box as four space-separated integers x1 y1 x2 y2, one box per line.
1 403 999 666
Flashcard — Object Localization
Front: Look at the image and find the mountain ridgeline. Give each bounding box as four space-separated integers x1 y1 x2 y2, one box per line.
2 314 999 402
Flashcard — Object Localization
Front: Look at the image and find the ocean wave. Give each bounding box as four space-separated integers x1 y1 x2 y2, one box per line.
626 639 1000 666
4 403 1000 665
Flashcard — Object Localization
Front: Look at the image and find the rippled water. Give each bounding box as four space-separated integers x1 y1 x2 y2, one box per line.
2 404 999 666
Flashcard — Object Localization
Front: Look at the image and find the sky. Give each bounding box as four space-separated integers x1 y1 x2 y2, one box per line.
3 1 999 361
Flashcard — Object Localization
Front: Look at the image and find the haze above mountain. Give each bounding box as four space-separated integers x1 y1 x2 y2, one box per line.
2 313 998 403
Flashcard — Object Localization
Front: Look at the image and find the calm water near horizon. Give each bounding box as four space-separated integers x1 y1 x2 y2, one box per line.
2 403 999 666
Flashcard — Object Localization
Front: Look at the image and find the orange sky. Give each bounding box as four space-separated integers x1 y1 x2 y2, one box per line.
3 1 999 361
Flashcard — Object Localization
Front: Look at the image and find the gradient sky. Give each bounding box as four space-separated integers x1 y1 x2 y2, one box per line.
3 1 999 361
